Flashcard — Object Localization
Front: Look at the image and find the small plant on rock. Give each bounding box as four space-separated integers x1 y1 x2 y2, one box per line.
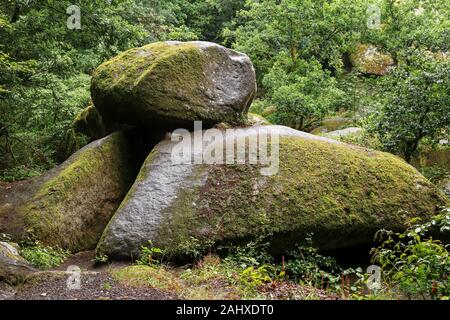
136 241 165 267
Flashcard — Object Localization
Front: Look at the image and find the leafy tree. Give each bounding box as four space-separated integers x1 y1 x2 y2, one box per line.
0 0 198 179
171 0 244 42
222 0 368 131
224 0 366 82
263 54 344 131
372 51 450 162
363 0 450 64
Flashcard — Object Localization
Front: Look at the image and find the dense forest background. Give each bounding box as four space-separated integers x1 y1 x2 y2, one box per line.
0 0 449 182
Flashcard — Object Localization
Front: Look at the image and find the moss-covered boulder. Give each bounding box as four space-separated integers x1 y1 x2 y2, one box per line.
96 125 447 260
62 103 129 159
72 104 126 141
326 127 362 138
310 117 353 134
0 130 162 252
350 44 395 76
91 41 257 129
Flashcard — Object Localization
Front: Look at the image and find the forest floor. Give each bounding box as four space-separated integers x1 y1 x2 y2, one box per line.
5 251 340 300
11 251 178 300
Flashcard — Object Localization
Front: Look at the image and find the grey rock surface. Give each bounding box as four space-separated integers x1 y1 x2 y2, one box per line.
96 125 445 260
0 242 36 285
91 41 257 129
97 126 339 259
327 127 363 138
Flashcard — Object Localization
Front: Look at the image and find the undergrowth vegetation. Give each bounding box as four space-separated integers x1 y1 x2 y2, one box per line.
19 241 69 270
112 208 450 300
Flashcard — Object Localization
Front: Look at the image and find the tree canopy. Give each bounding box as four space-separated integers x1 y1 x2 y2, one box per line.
1 0 449 180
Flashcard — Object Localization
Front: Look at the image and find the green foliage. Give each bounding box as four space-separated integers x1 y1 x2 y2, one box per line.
224 0 366 131
285 235 340 283
371 207 450 300
0 164 46 182
136 241 165 267
235 265 276 295
225 0 365 81
101 282 112 291
0 0 206 180
420 165 449 185
362 0 450 61
94 253 108 264
20 241 69 270
371 52 450 162
221 237 274 269
285 234 364 293
263 55 344 130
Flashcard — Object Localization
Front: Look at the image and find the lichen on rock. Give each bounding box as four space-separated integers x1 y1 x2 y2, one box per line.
350 44 395 76
91 41 257 129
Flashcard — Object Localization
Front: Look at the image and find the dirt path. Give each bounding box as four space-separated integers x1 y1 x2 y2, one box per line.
10 251 178 300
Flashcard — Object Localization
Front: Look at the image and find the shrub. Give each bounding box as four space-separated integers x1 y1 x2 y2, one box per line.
371 207 450 300
136 241 165 267
420 165 449 185
20 241 69 270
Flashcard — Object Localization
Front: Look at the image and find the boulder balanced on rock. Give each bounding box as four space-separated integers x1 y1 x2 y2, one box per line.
91 41 257 129
3 41 446 265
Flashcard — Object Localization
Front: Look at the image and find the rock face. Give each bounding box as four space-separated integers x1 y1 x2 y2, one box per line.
0 130 161 251
0 242 36 285
91 41 257 129
62 104 126 158
71 104 126 141
350 44 395 76
96 125 447 259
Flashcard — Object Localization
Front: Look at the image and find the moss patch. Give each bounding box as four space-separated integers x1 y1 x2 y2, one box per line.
92 42 250 129
154 137 447 256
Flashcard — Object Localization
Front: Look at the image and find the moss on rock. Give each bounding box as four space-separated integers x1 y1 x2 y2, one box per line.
62 103 130 160
350 44 395 76
72 104 109 140
155 138 446 256
91 41 257 129
96 126 447 259
13 131 155 252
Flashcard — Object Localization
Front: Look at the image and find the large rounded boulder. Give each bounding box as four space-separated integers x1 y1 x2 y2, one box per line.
91 41 257 129
96 125 447 259
0 130 163 252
